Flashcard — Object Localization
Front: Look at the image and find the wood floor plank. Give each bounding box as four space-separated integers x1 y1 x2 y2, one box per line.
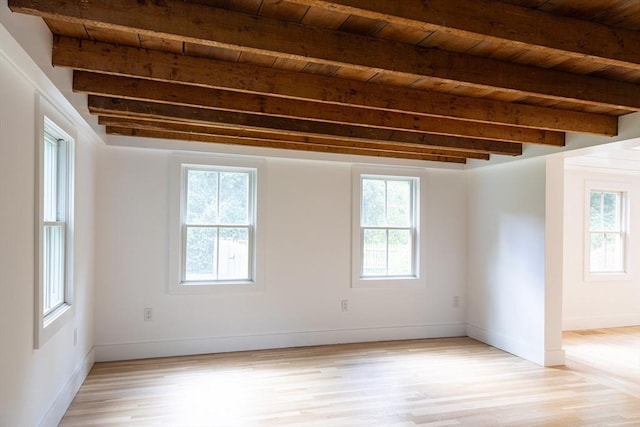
60 328 640 426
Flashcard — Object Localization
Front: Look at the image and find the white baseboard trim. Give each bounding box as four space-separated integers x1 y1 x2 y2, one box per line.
563 314 640 331
544 349 566 367
39 347 95 427
466 323 546 366
95 323 467 362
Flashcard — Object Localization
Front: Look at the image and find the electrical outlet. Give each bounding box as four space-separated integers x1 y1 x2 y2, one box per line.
341 299 349 312
453 296 460 308
144 307 153 322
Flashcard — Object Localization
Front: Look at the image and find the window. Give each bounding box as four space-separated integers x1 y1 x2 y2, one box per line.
169 156 265 293
588 190 626 273
182 166 254 283
36 115 75 348
43 122 70 315
352 167 423 287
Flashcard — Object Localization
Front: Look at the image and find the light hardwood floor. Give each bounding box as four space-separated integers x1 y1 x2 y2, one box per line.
60 327 640 426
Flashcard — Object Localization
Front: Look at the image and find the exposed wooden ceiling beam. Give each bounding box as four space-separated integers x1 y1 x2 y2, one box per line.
287 0 640 69
89 97 521 156
98 116 489 160
105 126 468 164
10 0 640 110
74 72 564 146
52 36 618 136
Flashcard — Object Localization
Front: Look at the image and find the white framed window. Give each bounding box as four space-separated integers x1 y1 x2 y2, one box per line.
352 166 425 288
584 181 630 281
168 155 265 294
35 113 75 348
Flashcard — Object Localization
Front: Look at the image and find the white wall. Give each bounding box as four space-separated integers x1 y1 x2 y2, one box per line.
563 167 640 330
466 157 564 366
0 34 98 427
93 147 468 361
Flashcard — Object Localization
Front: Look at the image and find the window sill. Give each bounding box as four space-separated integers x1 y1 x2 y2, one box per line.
36 302 73 349
169 280 264 295
43 303 72 327
584 271 632 282
352 276 425 289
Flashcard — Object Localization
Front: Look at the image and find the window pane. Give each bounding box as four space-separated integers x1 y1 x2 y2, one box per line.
44 224 65 315
388 229 412 276
362 228 387 276
387 180 411 227
185 227 217 281
602 192 620 231
590 233 605 272
219 172 249 225
186 170 218 224
589 192 603 230
43 138 58 222
604 233 623 271
362 179 385 227
218 228 249 280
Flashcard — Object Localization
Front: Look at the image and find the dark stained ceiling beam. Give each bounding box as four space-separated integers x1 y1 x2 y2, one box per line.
288 0 640 69
89 96 522 156
98 116 490 160
73 72 565 146
52 36 618 136
9 0 640 110
105 126 468 164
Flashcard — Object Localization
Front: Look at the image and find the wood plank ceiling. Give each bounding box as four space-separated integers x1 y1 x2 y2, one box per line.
9 0 640 164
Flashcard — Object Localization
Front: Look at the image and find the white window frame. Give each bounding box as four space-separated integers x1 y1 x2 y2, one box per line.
584 180 631 282
35 105 75 349
352 166 426 288
168 155 266 294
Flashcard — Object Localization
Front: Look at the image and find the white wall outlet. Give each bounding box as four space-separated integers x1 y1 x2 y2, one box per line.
144 307 153 321
341 299 349 312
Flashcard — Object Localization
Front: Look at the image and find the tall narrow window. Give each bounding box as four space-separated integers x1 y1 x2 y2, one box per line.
589 190 626 273
42 120 70 318
181 166 255 284
35 110 75 348
360 175 418 278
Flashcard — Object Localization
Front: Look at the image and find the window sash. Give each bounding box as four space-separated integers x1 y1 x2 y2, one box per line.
589 191 622 233
182 225 253 282
589 231 625 273
361 176 414 228
361 227 415 278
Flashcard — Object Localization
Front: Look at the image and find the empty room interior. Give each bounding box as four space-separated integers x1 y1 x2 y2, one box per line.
1 1 640 426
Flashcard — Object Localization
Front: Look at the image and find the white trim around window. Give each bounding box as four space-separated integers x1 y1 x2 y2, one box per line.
584 180 632 282
168 154 266 294
35 98 76 349
351 165 427 288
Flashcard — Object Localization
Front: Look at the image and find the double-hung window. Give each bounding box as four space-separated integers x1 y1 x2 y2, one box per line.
169 157 265 293
36 116 74 347
353 168 422 287
588 189 626 274
43 123 69 315
182 166 254 283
